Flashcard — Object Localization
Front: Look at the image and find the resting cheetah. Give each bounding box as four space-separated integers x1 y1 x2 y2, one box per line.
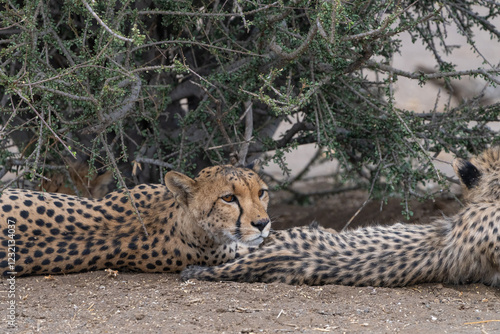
182 147 500 287
0 165 270 276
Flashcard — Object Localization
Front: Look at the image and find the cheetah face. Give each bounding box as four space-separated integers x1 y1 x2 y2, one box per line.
454 146 500 202
165 165 271 246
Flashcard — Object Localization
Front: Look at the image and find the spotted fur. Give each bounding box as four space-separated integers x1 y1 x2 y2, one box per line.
0 165 270 276
181 147 500 287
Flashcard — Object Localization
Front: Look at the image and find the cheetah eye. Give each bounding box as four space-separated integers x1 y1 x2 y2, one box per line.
258 189 267 198
221 194 236 203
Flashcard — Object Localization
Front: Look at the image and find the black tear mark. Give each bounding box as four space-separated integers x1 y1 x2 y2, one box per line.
235 199 243 241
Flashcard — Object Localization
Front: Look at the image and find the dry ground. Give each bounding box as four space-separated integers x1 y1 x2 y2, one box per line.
2 191 500 334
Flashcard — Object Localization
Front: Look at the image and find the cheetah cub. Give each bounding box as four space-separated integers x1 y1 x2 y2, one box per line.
182 147 500 287
1 165 270 276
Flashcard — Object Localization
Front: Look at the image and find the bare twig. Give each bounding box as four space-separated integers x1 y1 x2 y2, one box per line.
0 171 28 192
100 133 148 236
366 60 500 84
464 320 500 325
237 100 253 166
138 2 280 17
41 3 76 66
270 18 319 61
342 2 441 42
81 0 134 43
84 75 141 133
275 122 315 149
130 39 263 56
206 139 256 151
36 85 98 102
134 157 174 169
342 161 384 232
391 107 443 182
13 89 76 158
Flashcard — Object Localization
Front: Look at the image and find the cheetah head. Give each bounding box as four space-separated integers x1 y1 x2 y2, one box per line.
453 146 500 202
164 165 270 246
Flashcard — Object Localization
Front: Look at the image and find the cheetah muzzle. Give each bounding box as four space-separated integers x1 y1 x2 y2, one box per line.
0 165 270 276
181 147 500 287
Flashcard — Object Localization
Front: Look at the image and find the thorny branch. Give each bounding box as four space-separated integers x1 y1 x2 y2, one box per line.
100 133 148 236
270 18 319 61
81 0 134 43
236 100 254 166
1 0 500 211
366 60 500 84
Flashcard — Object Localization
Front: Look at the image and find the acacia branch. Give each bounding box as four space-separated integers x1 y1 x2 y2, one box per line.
36 85 97 102
13 89 76 158
130 39 263 56
270 18 319 61
100 133 148 236
237 101 253 166
81 0 134 43
83 75 142 133
342 2 441 42
138 2 279 17
274 122 315 148
366 60 500 84
134 157 174 169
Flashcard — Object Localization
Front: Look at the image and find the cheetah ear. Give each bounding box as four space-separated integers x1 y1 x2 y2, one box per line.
246 159 261 172
164 171 196 207
453 158 482 189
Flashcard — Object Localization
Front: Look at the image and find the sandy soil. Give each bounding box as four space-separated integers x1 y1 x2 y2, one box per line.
2 191 500 334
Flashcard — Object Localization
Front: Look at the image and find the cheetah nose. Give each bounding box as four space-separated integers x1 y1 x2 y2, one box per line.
251 218 270 232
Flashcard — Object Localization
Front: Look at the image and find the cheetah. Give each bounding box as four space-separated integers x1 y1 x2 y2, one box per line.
0 165 270 276
181 147 500 287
